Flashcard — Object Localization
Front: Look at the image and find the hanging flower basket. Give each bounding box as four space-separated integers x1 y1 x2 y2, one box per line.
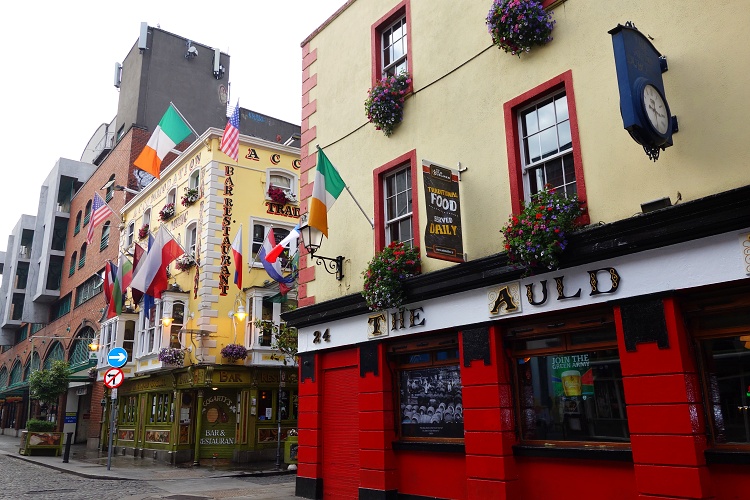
138 224 149 240
159 203 176 222
174 253 196 271
486 0 555 57
364 72 412 137
221 343 248 362
362 242 421 311
501 188 584 274
181 187 199 207
158 347 185 366
268 186 292 205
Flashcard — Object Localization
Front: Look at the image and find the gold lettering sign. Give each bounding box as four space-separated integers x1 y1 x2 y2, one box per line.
488 283 522 317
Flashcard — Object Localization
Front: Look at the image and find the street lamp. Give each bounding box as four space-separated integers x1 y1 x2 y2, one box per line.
299 214 344 280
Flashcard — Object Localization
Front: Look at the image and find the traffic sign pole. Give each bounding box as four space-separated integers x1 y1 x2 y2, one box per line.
107 389 117 470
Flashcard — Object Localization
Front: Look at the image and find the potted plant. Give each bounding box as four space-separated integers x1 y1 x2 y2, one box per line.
364 72 412 137
157 347 185 366
159 202 176 222
174 252 196 271
486 0 555 57
87 366 97 379
362 241 421 311
181 187 200 207
220 343 248 362
268 185 292 205
138 224 149 240
501 187 584 274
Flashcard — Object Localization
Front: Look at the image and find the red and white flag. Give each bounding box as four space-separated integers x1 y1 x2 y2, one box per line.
130 225 184 299
232 224 243 290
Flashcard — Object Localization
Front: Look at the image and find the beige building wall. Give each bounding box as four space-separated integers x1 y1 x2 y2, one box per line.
301 0 750 304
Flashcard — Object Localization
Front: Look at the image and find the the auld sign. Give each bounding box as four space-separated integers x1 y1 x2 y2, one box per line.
489 267 621 317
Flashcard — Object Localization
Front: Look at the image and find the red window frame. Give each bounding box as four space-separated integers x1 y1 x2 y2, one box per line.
373 150 420 252
503 70 589 224
371 0 413 90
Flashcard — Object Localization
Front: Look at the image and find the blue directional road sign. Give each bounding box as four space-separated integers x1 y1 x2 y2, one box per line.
107 347 128 368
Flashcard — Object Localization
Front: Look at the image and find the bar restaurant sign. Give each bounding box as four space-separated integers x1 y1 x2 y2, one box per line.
422 160 464 262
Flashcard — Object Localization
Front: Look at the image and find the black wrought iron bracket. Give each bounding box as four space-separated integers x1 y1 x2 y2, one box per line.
310 251 344 280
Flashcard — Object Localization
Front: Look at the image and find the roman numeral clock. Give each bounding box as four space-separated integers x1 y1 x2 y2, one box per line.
610 22 678 161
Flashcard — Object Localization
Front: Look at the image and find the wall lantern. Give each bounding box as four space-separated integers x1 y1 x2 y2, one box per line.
299 214 344 281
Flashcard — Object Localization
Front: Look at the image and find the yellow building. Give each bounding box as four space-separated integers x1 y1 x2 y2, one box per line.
98 126 301 464
287 1 750 499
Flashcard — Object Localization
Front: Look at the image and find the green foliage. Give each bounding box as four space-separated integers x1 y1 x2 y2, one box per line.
365 72 412 136
28 360 70 406
362 242 421 311
26 419 56 432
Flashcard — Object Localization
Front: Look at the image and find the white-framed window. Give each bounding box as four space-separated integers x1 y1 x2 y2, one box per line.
381 14 408 77
167 188 177 206
99 319 117 367
185 222 198 256
249 289 297 349
519 90 575 200
189 169 201 190
126 221 135 247
383 166 413 247
138 300 162 357
143 208 151 227
251 220 295 270
266 169 297 202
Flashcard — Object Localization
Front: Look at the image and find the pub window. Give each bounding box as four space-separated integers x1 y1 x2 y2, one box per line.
507 312 628 444
150 392 174 423
121 395 139 424
390 334 463 442
687 291 750 447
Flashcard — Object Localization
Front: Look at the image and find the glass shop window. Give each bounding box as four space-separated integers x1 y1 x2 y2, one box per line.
688 292 750 447
257 390 273 421
390 334 463 442
508 313 629 444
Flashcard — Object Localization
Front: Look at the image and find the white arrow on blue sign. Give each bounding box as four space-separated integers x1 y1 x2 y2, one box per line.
107 347 128 368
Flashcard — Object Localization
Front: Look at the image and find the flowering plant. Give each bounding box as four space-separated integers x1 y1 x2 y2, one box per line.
181 187 199 207
362 241 421 311
486 0 555 57
268 185 292 205
221 343 248 362
159 203 176 221
501 188 584 273
158 347 184 366
364 72 412 137
138 224 149 240
174 253 196 271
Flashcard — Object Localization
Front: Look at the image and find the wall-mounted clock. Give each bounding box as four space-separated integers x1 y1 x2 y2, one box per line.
610 22 678 161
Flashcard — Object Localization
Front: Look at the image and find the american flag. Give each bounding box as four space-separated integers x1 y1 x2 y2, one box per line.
86 193 115 245
219 103 240 161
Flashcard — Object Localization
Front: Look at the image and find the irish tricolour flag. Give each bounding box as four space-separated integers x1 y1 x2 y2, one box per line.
309 148 346 237
134 104 192 179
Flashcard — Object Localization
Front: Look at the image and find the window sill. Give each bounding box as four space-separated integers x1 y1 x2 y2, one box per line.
392 441 465 454
705 448 750 465
513 444 632 462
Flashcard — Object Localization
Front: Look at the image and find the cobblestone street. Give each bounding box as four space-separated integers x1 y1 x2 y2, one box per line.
0 455 296 500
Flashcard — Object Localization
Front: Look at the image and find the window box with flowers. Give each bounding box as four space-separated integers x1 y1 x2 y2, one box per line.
362 242 421 311
158 347 185 366
501 188 584 274
268 185 295 205
486 0 555 57
365 72 412 137
221 343 248 362
159 203 176 222
174 253 196 272
181 187 200 207
138 224 149 240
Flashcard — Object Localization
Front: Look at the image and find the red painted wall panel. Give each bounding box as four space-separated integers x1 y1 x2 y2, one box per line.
395 451 467 499
516 458 637 500
708 464 750 500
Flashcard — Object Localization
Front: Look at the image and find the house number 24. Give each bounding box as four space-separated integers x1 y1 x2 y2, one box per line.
313 329 331 344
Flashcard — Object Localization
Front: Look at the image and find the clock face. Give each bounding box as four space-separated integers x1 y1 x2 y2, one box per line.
642 84 669 135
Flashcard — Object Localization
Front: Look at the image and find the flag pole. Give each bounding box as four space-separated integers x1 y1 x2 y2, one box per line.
170 101 212 151
316 145 374 229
